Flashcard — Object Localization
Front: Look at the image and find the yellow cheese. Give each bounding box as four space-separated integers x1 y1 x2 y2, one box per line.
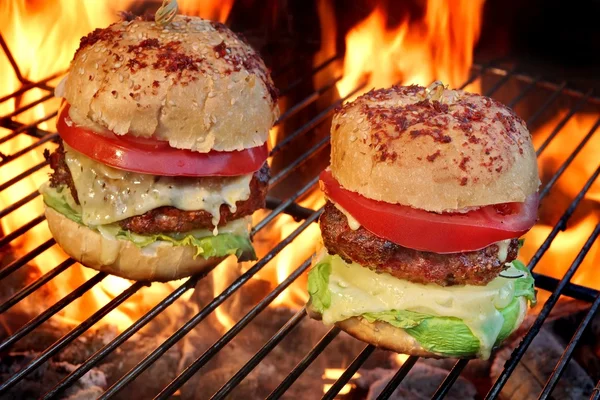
497 239 511 263
63 143 252 227
333 203 361 230
319 249 518 359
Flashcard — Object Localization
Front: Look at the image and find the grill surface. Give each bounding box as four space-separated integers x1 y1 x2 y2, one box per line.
0 30 599 400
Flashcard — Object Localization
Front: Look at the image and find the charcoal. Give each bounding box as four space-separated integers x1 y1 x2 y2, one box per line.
491 327 594 399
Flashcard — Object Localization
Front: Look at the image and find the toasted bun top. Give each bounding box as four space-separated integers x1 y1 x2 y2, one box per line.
64 15 279 153
330 84 540 212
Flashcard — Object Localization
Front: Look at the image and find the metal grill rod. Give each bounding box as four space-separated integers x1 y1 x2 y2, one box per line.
536 89 595 156
99 209 322 399
0 159 48 192
210 308 308 400
0 189 39 219
269 135 329 187
0 258 75 314
539 116 600 200
0 280 147 394
0 238 55 281
266 327 341 399
0 214 45 248
43 276 200 400
472 64 600 105
0 272 106 353
533 273 598 303
485 224 600 399
0 93 54 121
253 175 318 235
507 75 541 108
322 345 376 400
525 81 567 130
483 66 518 97
270 79 367 155
375 356 419 400
0 71 63 105
0 34 26 84
431 359 470 400
155 257 315 399
0 132 57 166
276 75 343 123
0 111 56 145
538 291 600 399
591 382 600 400
530 165 600 272
278 54 341 97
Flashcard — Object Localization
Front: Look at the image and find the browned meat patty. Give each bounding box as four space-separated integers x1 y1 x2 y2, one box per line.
119 166 268 234
46 141 269 234
44 143 79 203
320 201 519 286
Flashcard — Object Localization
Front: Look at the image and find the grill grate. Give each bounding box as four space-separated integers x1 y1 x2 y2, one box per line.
0 31 599 399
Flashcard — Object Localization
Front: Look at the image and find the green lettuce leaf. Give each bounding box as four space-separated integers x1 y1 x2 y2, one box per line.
115 228 255 260
360 298 523 357
41 184 256 261
307 256 536 357
41 185 83 224
511 260 537 306
307 261 332 313
361 309 431 329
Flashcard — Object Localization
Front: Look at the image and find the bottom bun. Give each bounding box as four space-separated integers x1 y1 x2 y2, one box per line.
45 207 225 282
308 297 528 359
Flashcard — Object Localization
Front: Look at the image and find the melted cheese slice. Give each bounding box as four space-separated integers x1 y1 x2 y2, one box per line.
319 250 517 359
63 144 252 226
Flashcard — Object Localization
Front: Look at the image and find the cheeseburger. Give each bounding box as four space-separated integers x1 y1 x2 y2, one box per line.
40 15 279 281
308 83 539 359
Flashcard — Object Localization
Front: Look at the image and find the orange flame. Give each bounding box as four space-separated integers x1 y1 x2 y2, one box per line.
178 0 234 22
0 0 203 331
336 0 484 98
522 111 600 288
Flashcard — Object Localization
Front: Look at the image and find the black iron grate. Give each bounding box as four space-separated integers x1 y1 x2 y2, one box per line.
0 29 599 400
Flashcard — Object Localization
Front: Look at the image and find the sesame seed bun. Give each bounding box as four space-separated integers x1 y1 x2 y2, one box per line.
330 85 540 212
64 15 279 153
45 206 224 282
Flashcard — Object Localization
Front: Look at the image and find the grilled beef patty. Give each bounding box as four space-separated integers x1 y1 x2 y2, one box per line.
320 201 519 286
45 141 268 234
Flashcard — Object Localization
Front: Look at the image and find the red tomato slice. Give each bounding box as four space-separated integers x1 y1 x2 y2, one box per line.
320 169 539 254
56 103 268 177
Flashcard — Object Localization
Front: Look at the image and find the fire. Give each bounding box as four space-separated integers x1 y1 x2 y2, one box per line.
335 0 484 98
322 368 359 395
0 0 203 332
177 0 234 23
522 111 600 288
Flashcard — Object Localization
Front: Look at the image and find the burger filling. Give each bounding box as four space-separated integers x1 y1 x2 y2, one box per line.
41 142 267 261
308 248 535 359
308 201 536 359
320 202 519 286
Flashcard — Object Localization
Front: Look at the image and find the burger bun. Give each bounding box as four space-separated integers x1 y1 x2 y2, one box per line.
45 207 224 282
